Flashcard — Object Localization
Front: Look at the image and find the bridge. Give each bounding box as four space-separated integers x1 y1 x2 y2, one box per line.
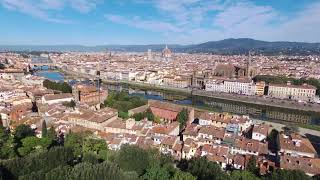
30 56 56 69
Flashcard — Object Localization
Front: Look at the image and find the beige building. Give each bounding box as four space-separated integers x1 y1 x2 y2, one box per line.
163 76 190 88
67 107 118 131
254 81 265 96
268 82 316 102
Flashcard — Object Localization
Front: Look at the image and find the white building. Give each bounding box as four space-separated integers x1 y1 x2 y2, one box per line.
279 133 316 158
252 124 269 141
41 93 73 105
268 82 316 102
205 78 254 95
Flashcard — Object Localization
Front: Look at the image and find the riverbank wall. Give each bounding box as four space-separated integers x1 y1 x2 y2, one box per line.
61 70 320 113
108 80 320 113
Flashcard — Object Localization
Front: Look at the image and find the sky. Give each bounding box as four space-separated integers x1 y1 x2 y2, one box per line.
0 0 320 45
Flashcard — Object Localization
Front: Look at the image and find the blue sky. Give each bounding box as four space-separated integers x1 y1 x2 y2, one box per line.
0 0 319 45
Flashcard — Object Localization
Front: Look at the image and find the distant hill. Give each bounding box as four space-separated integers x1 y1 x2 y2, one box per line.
0 44 183 53
184 38 320 55
1 38 320 55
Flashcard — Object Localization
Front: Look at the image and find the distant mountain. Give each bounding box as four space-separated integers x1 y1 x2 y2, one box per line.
183 38 320 55
1 38 320 55
0 44 183 53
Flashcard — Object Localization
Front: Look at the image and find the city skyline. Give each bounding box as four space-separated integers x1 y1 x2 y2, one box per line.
1 0 320 45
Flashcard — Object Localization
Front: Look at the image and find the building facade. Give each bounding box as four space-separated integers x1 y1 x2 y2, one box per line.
268 82 316 102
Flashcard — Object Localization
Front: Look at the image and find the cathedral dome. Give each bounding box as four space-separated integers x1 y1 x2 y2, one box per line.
162 45 172 58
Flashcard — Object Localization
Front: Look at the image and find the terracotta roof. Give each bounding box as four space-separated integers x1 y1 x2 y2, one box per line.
44 93 73 101
148 100 183 112
202 144 229 157
68 107 117 124
198 125 225 139
253 124 269 136
199 112 231 124
136 136 154 149
161 136 177 146
172 141 183 151
233 154 245 166
231 117 248 124
105 118 126 129
183 124 201 137
207 154 226 164
235 137 268 154
76 85 97 93
280 155 320 175
280 133 316 155
151 122 179 135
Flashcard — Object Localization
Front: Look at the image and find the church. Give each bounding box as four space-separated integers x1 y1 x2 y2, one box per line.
162 45 173 61
146 45 173 61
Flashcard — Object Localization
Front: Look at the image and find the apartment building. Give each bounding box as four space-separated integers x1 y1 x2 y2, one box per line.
205 78 254 95
268 82 316 102
254 81 266 96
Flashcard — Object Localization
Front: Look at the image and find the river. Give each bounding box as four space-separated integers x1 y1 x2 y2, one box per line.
34 69 320 126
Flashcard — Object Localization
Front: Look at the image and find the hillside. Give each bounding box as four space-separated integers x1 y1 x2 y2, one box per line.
1 38 320 55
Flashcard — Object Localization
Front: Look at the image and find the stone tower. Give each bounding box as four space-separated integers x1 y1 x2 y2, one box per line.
247 51 252 78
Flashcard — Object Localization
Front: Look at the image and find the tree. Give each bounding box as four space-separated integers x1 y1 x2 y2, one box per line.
64 132 86 157
246 156 259 175
115 145 151 176
132 112 145 121
0 130 17 159
17 136 52 156
70 100 76 108
45 165 71 180
146 108 155 121
47 128 57 141
102 91 147 117
231 171 260 180
63 100 76 108
282 125 299 134
118 111 129 119
42 120 47 137
0 124 8 144
67 161 127 180
172 170 196 180
0 63 5 70
123 171 140 180
179 157 229 180
177 108 188 130
82 152 99 164
14 124 34 140
313 174 320 180
43 79 72 93
267 129 280 152
266 169 311 180
31 102 38 112
82 138 108 155
1 147 74 179
143 165 171 180
17 136 38 156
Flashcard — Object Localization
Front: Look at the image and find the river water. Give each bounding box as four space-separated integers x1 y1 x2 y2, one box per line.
34 70 320 126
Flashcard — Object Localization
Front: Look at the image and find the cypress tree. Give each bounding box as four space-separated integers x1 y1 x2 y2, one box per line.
42 120 47 138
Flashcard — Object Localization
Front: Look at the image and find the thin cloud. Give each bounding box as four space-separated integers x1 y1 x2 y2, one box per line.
105 14 181 33
0 0 100 23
